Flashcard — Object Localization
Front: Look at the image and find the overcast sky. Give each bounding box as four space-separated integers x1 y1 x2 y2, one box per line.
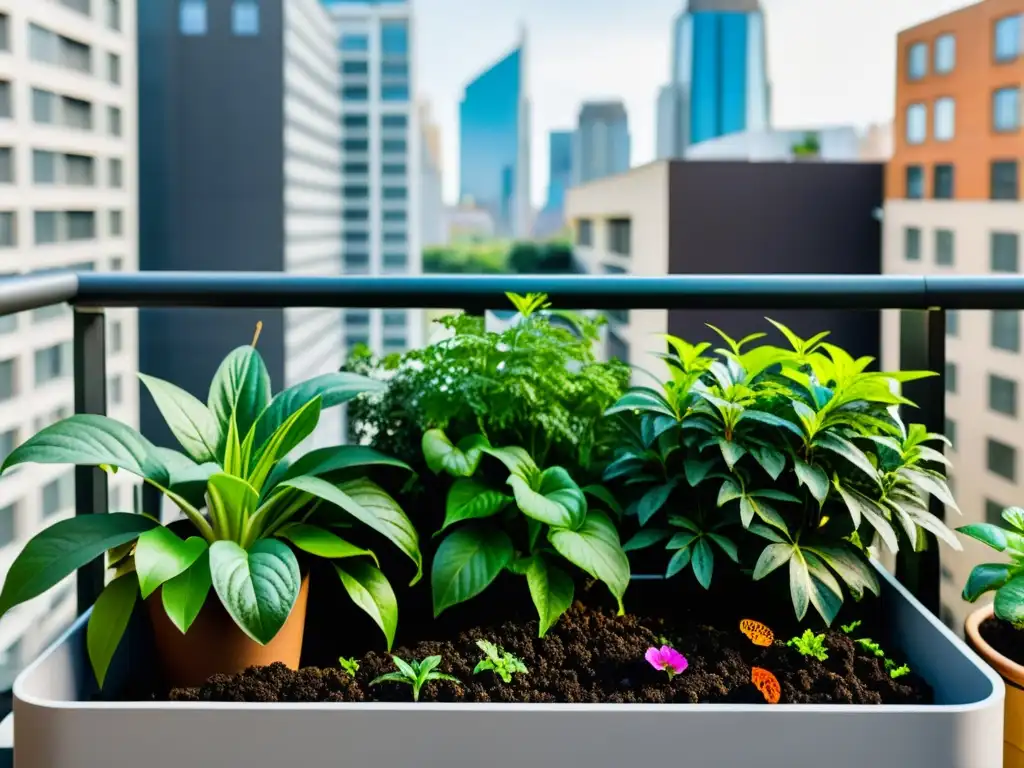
415 0 973 205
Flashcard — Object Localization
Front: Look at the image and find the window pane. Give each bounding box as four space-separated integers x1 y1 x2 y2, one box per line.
340 34 368 52
608 218 631 256
0 147 12 184
578 219 593 246
109 209 123 236
380 20 409 56
32 89 54 124
935 229 954 266
383 251 407 270
0 212 14 248
34 211 57 244
382 139 407 153
905 103 926 144
0 13 9 52
904 227 921 261
382 162 406 175
180 0 207 35
343 252 369 272
58 36 92 74
990 374 1018 416
382 186 407 200
995 14 1022 61
107 52 120 85
62 96 92 130
934 97 955 140
381 85 409 101
994 87 1021 132
0 81 11 118
34 342 72 385
946 309 959 338
64 154 94 186
343 114 368 128
381 115 407 129
0 502 15 549
933 164 954 199
992 232 1019 272
343 139 369 152
987 499 1006 525
342 60 368 75
991 161 1019 200
232 0 259 35
907 42 927 79
383 310 406 327
67 210 96 240
945 361 957 393
345 310 369 326
988 438 1017 481
108 106 122 136
33 150 55 183
342 86 368 102
935 33 955 73
106 0 121 31
905 165 923 198
29 24 57 64
108 158 123 188
992 310 1021 352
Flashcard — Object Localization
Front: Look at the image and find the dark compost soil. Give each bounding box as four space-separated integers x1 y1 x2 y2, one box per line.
980 615 1024 666
163 602 931 705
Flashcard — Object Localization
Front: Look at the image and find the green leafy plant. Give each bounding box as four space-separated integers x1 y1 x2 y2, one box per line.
472 639 528 683
338 656 360 676
343 293 629 474
370 655 461 702
425 428 630 636
840 620 862 634
856 638 886 658
787 629 828 661
604 319 960 624
0 333 423 686
887 662 911 679
958 505 1024 628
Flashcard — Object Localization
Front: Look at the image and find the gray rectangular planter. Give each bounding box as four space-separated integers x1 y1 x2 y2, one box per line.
12 564 1004 768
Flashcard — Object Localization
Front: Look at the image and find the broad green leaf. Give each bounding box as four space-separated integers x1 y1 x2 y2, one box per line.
440 479 510 531
422 430 489 477
582 484 624 517
637 481 676 526
0 513 158 618
751 446 786 480
206 472 259 542
138 373 220 464
789 551 811 621
738 410 804 438
838 486 898 553
277 523 378 565
740 496 788 532
642 414 678 447
432 526 513 617
963 563 1014 602
251 372 383 450
508 467 586 530
749 523 787 543
134 528 207 599
666 545 692 578
666 531 696 550
753 542 794 580
283 475 422 583
207 345 271 451
247 397 322 490
719 440 746 470
806 545 880 599
996 576 1024 625
707 533 739 563
2 414 169 485
692 537 714 589
482 445 537 478
717 479 743 507
668 515 701 533
814 433 879 483
266 445 412 492
957 523 1008 552
604 388 677 419
603 454 645 482
336 560 398 650
684 458 716 487
1005 507 1024 533
901 469 960 512
548 511 629 612
804 551 844 624
161 550 212 634
622 528 672 552
87 573 138 688
209 539 301 645
526 557 574 637
749 489 801 503
903 503 962 550
795 460 829 505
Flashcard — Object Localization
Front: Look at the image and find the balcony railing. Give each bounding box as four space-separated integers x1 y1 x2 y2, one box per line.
2 270 1023 686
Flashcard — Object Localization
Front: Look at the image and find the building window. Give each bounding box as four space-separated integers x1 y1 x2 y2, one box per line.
383 310 406 328
934 97 955 140
607 218 631 256
995 14 1023 62
577 219 593 247
946 309 958 338
382 61 408 78
945 361 957 393
993 310 1021 352
0 212 14 248
382 337 406 353
381 162 406 176
907 42 928 80
383 210 406 223
343 252 369 272
905 103 926 144
0 502 15 549
343 185 369 199
110 256 123 271
108 158 122 188
945 417 957 450
342 60 368 75
381 115 407 129
31 89 54 124
340 34 369 52
32 151 56 183
0 429 16 467
994 87 1021 132
59 36 92 74
108 374 123 405
343 139 369 153
108 106 122 137
65 154 95 186
42 470 75 518
382 186 407 200
107 52 120 85
343 114 369 128
935 33 955 73
935 229 954 266
342 86 368 102
180 0 207 36
0 148 12 184
382 139 407 154
0 358 13 401
380 20 409 56
987 499 1008 525
0 81 10 119
904 227 921 261
383 252 407 271
343 232 369 245
991 160 1019 200
993 233 1019 273
34 342 72 385
343 208 369 222
34 211 57 243
62 96 92 130
110 320 123 353
109 209 123 236
232 0 259 36
345 310 369 327
905 165 923 198
343 161 369 175
0 14 9 52
933 164 954 199
988 438 1017 481
990 374 1018 417
29 24 58 64
381 85 409 102
67 210 95 240
382 232 406 245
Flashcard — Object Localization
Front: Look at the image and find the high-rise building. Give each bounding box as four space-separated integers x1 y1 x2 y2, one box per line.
656 0 771 158
573 102 630 185
137 0 344 449
0 0 139 689
459 31 531 238
533 130 573 239
419 101 444 247
880 0 1024 631
324 0 423 356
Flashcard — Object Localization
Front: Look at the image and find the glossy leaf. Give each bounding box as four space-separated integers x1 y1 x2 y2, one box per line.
806 545 879 599
996 576 1024 625
134 527 207 599
957 523 1008 552
795 461 829 505
1004 507 1024 533
604 388 677 419
209 539 301 645
138 373 220 464
666 545 693 578
277 523 378 565
684 458 716 487
422 430 489 477
814 433 878 482
691 537 714 589
637 481 676 526
753 543 794 580
207 345 272 450
509 466 586 530
0 513 158 618
582 484 624 518
751 446 786 481
738 410 804 438
266 445 412 492
336 560 398 650
717 480 743 507
707 533 739 563
719 440 747 470
87 573 138 688
432 526 513 617
247 397 322 491
206 472 259 542
622 528 672 552
441 479 510 531
482 445 537 478
963 563 1014 602
526 556 574 637
804 551 844 624
548 511 629 612
161 550 213 634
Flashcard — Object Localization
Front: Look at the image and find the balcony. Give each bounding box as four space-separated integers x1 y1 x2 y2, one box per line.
0 271 1017 767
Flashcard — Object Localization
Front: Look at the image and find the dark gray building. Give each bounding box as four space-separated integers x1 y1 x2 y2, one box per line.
138 0 344 447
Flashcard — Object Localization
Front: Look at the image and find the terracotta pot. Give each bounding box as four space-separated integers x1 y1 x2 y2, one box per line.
147 574 310 689
966 603 1024 768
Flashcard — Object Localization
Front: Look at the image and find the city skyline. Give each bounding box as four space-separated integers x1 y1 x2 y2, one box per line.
416 0 973 205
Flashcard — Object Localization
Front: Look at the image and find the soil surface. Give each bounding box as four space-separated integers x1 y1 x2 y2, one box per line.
164 603 931 705
980 615 1024 667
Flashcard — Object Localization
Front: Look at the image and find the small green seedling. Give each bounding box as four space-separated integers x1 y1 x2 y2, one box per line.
370 655 461 702
856 638 886 658
840 620 862 634
472 639 528 683
787 629 828 661
338 656 360 677
887 662 911 679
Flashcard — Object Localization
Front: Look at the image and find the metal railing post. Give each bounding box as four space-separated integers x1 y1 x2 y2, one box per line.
73 307 108 613
895 308 946 615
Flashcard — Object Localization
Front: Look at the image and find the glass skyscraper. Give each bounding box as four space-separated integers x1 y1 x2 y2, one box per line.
545 130 573 211
573 102 630 185
459 32 531 238
656 0 770 158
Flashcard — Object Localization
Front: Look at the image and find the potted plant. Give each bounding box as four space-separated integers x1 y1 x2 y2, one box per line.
959 506 1024 766
0 334 422 688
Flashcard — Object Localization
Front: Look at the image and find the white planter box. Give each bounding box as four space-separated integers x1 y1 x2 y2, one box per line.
12 565 1004 768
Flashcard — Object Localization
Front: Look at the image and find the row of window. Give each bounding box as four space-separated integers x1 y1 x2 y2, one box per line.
344 231 407 245
345 310 407 327
905 88 1019 144
342 161 407 176
906 13 1021 82
343 251 408 272
343 185 408 200
343 114 408 130
943 309 1021 357
0 149 123 187
904 159 1020 201
0 209 124 247
0 84 123 136
575 217 633 257
48 0 122 30
342 138 408 153
342 85 410 103
905 227 1018 270
180 0 259 36
341 60 410 79
339 20 409 56
343 209 408 222
0 15 121 85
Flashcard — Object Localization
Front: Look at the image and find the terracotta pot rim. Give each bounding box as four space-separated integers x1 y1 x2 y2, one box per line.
965 602 1024 687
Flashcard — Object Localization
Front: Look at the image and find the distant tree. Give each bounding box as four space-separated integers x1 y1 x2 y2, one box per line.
507 242 542 273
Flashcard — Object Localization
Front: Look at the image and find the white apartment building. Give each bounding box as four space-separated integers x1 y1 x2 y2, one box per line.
323 0 423 357
0 0 139 688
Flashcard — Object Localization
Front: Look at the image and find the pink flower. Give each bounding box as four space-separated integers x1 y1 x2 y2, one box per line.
645 645 688 679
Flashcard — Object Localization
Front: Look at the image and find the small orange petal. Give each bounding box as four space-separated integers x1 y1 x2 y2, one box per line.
740 619 774 647
751 667 781 704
